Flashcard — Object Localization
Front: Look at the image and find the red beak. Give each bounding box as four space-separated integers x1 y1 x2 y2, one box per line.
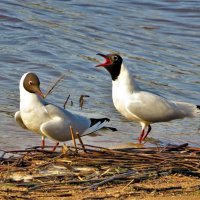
35 88 44 99
96 53 112 67
38 91 44 99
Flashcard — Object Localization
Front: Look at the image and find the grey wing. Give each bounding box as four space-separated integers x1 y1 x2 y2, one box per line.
14 111 28 129
41 104 90 141
40 118 72 142
44 103 83 121
125 92 182 123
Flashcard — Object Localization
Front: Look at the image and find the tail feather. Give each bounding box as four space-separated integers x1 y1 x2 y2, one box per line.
90 117 110 127
82 118 110 136
173 101 200 118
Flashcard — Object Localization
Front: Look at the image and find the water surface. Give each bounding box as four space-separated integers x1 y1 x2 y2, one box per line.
0 0 199 150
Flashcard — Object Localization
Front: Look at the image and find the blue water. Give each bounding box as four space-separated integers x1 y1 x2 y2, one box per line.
0 0 199 150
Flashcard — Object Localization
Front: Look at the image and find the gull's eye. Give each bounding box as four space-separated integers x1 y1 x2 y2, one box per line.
113 55 118 61
29 81 33 85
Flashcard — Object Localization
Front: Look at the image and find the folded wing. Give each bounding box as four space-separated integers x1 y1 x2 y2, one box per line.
125 91 186 123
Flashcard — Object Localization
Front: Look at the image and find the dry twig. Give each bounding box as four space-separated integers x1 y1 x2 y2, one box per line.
44 74 65 98
69 126 78 153
81 170 135 190
63 94 70 109
1 144 200 198
79 95 90 109
76 132 87 153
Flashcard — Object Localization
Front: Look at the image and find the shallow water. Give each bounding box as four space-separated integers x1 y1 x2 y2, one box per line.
0 0 199 150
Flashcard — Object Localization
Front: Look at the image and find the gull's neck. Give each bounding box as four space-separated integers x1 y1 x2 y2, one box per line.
20 85 44 109
112 63 139 93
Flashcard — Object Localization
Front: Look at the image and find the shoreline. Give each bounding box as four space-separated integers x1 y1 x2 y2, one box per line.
0 144 200 199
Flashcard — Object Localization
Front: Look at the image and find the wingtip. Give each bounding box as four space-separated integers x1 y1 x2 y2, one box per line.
197 105 200 110
104 126 118 131
105 117 110 122
89 117 110 127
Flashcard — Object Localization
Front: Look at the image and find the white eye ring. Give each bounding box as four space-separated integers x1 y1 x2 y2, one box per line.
29 81 33 85
113 56 118 61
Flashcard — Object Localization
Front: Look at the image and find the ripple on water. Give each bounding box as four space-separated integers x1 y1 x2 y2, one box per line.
0 0 199 150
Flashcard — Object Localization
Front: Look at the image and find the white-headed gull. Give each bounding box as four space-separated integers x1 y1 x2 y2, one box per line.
15 72 112 150
96 53 200 143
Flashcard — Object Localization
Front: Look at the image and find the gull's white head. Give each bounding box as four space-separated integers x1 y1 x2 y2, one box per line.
20 72 44 98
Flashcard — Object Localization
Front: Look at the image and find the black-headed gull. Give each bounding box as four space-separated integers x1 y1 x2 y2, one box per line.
15 72 111 150
96 53 200 143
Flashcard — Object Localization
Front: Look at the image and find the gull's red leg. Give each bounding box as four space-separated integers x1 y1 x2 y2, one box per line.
41 136 45 149
142 125 152 141
138 129 145 144
52 142 59 152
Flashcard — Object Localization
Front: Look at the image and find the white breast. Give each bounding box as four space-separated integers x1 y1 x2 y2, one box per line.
20 87 49 134
112 64 142 122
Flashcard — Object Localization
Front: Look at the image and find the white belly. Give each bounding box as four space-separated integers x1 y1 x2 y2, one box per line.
20 105 49 134
112 85 141 123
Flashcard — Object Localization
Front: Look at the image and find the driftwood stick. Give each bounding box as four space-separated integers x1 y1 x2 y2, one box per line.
83 144 165 161
81 170 135 190
0 150 6 159
63 94 70 109
76 132 87 153
0 149 54 155
165 143 189 151
69 126 77 153
133 185 182 192
44 74 65 98
27 145 62 150
28 183 53 192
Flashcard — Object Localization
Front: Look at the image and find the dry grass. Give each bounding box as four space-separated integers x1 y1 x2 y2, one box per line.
0 143 200 199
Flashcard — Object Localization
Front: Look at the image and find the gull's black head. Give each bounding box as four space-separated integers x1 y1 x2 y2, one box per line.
96 53 123 81
23 72 44 98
